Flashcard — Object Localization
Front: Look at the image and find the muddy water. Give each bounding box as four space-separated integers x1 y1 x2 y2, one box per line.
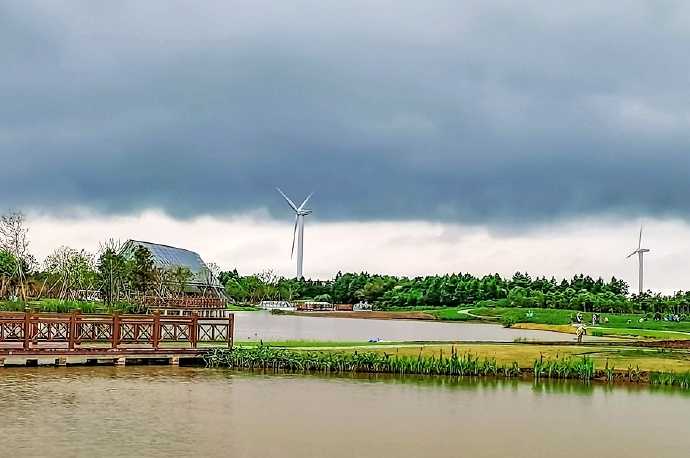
234 311 604 342
1 367 688 457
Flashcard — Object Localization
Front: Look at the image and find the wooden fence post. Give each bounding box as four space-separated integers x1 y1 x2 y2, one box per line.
75 310 81 346
68 310 76 351
23 308 31 351
112 313 120 349
153 311 160 350
228 314 234 348
190 312 198 349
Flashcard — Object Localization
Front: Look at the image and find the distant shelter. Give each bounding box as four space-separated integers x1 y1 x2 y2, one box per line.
353 301 373 311
295 301 336 312
259 301 296 311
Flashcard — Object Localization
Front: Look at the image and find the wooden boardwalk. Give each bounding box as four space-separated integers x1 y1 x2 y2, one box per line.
0 311 233 367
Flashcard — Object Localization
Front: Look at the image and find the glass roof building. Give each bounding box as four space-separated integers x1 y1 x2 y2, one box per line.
121 240 223 290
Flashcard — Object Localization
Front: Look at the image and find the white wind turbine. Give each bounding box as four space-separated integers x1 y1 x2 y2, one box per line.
627 225 650 295
276 188 313 279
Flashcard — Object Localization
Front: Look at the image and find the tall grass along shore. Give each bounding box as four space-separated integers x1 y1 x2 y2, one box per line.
204 345 690 388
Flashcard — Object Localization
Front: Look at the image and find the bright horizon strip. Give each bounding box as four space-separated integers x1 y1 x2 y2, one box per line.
21 209 690 294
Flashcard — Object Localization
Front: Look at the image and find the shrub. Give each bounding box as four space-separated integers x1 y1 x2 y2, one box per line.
501 315 516 328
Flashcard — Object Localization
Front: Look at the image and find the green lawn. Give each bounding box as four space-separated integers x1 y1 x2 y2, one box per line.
226 304 259 311
428 306 690 339
480 307 690 331
589 327 690 340
430 308 486 321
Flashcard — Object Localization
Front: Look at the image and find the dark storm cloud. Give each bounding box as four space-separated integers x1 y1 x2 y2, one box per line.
1 0 689 223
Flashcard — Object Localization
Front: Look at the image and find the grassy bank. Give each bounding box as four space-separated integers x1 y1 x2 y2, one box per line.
240 340 690 373
426 306 690 340
512 323 690 340
226 304 259 311
474 307 690 331
205 345 690 388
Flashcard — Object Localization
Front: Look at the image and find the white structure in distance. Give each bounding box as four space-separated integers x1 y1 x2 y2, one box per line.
353 301 373 311
258 300 296 311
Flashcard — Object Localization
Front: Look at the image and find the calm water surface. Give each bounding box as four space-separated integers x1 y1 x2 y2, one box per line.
234 311 603 342
1 367 688 457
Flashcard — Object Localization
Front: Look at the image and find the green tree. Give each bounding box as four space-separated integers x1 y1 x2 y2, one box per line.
97 245 130 305
131 246 156 296
169 266 193 296
0 250 17 276
44 246 98 300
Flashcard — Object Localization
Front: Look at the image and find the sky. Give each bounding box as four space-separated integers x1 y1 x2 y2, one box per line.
2 1 690 291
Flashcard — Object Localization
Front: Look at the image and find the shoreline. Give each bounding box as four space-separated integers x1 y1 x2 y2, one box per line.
280 310 440 320
4 339 690 388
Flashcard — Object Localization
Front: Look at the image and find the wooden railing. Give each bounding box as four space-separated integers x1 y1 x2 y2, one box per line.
0 311 234 351
142 296 227 309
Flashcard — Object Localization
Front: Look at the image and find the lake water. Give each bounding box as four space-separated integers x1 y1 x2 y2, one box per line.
234 311 603 342
1 367 688 457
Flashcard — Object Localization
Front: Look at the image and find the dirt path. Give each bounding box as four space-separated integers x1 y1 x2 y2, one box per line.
456 308 496 320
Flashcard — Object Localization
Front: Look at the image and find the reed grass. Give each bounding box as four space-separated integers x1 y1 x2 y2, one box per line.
205 346 690 389
649 371 690 388
205 345 522 377
207 346 608 381
532 355 595 381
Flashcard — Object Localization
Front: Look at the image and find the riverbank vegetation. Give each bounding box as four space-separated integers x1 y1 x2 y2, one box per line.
235 341 690 373
0 298 139 314
205 345 690 388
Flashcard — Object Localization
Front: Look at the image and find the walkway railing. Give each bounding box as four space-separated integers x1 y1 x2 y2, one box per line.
142 296 227 308
0 311 234 351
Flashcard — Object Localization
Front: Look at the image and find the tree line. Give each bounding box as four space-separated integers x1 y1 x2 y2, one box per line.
0 212 209 308
219 269 690 314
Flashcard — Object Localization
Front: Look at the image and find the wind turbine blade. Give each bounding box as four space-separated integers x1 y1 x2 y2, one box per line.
290 216 298 259
638 225 643 250
276 187 298 212
626 250 638 259
297 192 314 211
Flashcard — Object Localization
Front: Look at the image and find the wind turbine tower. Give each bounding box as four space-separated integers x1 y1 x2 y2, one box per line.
276 188 313 279
626 225 650 295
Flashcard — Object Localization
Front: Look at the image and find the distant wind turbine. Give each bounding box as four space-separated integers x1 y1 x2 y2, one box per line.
276 188 313 279
626 225 650 295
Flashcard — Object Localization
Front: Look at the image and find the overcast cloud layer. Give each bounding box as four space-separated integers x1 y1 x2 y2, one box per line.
2 1 690 223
